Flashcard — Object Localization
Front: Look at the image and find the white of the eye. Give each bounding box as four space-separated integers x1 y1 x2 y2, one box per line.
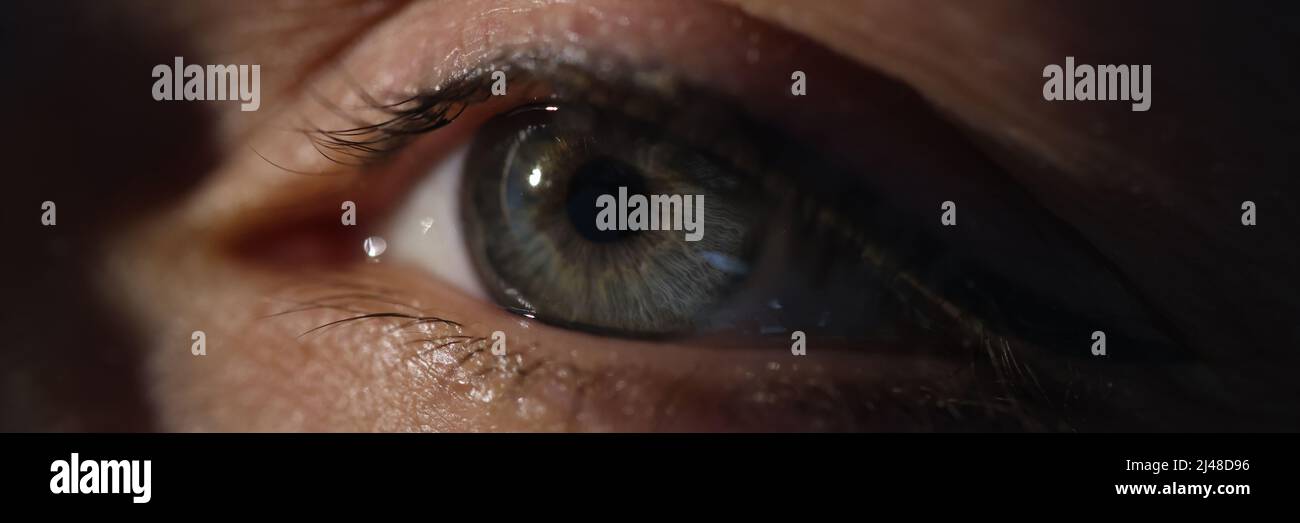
384 142 488 299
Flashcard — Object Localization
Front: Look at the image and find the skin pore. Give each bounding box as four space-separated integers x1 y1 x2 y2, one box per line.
6 0 1295 431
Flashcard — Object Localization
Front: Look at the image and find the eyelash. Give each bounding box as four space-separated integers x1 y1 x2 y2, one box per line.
303 49 804 171
255 48 1182 430
264 275 546 384
265 274 1079 429
287 51 1028 347
304 71 496 164
302 50 609 166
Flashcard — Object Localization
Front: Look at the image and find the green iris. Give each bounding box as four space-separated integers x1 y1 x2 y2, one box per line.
460 104 765 335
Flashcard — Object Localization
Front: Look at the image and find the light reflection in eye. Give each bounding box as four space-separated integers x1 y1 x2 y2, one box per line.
366 52 1183 364
177 0 1209 437
107 0 1253 433
384 143 489 301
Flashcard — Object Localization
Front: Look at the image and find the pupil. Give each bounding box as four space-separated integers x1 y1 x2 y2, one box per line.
565 155 648 243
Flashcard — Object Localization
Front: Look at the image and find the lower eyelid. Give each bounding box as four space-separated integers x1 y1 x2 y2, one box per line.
125 187 1089 431
258 264 1065 431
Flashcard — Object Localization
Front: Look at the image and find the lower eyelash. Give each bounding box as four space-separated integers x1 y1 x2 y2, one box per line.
260 273 1095 430
262 276 466 343
262 275 561 397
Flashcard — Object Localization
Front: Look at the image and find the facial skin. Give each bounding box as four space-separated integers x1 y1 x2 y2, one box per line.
3 0 1296 431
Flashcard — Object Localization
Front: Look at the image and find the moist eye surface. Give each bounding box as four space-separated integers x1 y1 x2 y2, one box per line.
460 103 765 335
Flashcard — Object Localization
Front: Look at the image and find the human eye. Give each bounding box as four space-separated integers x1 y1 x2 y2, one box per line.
87 0 1281 432
360 49 1176 363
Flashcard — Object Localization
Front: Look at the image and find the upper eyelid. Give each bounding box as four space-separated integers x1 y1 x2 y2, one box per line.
304 49 655 164
287 3 914 177
283 0 971 180
304 47 772 167
303 50 576 165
